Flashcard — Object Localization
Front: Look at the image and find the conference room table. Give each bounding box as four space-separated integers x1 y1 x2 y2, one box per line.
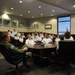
28 43 57 67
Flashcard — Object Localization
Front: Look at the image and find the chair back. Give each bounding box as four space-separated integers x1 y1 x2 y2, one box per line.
59 40 75 62
0 44 22 65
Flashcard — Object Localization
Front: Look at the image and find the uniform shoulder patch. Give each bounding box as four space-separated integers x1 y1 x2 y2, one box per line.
10 45 15 49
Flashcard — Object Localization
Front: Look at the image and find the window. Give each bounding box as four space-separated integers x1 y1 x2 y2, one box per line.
58 16 70 35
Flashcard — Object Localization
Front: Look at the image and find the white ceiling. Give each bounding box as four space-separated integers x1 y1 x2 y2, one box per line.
0 0 75 19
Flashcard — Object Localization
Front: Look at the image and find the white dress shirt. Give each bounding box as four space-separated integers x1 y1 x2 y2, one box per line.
36 36 42 41
55 38 60 50
25 39 36 46
42 38 52 44
64 36 74 41
19 38 24 43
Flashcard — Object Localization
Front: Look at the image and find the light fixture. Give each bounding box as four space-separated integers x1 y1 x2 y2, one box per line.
52 10 55 12
41 14 43 15
39 6 41 8
73 5 75 7
19 1 22 3
2 14 10 19
28 11 30 13
11 8 13 10
32 16 34 18
20 14 22 16
51 14 53 16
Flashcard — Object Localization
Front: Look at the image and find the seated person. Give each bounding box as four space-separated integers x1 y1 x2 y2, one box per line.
64 31 74 40
19 35 24 43
0 33 30 70
57 32 74 53
25 34 36 47
32 35 37 42
14 33 19 40
42 33 52 44
42 33 53 47
36 32 42 43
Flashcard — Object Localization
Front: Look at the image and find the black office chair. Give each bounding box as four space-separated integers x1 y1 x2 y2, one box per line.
56 40 75 75
58 40 75 63
0 44 24 75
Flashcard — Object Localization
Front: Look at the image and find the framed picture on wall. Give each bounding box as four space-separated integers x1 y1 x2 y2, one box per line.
45 24 52 29
33 24 39 28
0 18 2 26
18 22 27 28
11 20 18 28
27 23 39 29
3 19 10 26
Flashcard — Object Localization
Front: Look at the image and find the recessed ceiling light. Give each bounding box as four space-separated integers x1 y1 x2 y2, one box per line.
32 16 34 18
73 5 75 7
20 14 22 16
28 11 30 13
11 8 13 10
39 6 41 8
52 10 55 12
51 14 53 16
41 14 43 15
19 1 22 3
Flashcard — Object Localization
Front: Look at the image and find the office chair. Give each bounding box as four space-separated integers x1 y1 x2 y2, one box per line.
57 40 75 75
0 44 24 75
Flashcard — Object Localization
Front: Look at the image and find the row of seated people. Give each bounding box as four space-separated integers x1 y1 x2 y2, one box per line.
25 31 74 48
7 29 26 48
9 30 74 50
7 28 74 49
6 29 75 59
7 29 56 48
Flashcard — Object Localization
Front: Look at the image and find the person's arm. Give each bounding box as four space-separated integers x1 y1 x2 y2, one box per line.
25 39 29 46
48 38 52 44
8 43 28 53
42 38 46 44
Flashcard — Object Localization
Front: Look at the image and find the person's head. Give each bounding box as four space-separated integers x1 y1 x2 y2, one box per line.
27 34 32 39
37 32 40 37
0 33 11 42
8 29 10 32
56 35 60 38
13 29 16 31
64 31 71 39
45 33 49 38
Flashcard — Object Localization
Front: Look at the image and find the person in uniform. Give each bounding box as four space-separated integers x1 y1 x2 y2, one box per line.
0 32 30 71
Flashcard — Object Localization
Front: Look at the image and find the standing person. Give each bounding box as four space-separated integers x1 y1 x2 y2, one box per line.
0 33 30 70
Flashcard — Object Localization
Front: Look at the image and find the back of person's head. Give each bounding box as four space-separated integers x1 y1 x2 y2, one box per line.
0 33 7 42
64 31 71 39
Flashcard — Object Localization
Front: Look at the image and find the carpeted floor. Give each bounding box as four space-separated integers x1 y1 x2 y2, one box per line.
0 53 75 75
